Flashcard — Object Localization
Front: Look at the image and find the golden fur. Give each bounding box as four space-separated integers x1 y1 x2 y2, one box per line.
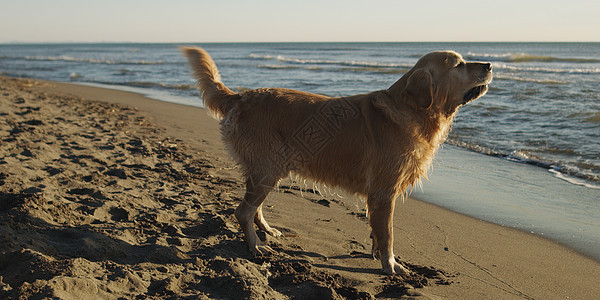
181 46 492 275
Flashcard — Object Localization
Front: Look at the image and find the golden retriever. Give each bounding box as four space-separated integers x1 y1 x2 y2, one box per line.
181 47 492 275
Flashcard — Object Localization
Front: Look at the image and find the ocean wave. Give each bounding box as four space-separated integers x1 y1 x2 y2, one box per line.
249 53 411 69
257 63 407 75
342 67 407 74
20 55 165 65
509 54 600 63
446 139 600 187
494 63 600 74
494 74 568 85
123 81 195 90
257 64 302 70
548 169 600 189
69 72 83 80
467 52 600 63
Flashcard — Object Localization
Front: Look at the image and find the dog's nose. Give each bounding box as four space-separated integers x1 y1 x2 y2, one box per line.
483 63 492 72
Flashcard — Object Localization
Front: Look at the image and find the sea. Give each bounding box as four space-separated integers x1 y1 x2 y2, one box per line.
1 42 599 260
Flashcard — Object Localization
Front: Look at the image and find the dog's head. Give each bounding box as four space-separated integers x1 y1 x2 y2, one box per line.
390 51 492 114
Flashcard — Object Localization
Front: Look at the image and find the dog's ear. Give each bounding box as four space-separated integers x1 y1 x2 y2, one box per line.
403 69 433 110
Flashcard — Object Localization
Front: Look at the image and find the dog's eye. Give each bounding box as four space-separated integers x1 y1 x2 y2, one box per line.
455 62 465 68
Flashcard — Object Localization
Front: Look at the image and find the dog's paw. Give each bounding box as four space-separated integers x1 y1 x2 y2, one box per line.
393 262 412 276
250 244 276 256
382 259 412 276
264 227 283 238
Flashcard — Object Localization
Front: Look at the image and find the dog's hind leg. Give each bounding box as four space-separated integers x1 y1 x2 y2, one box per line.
254 204 283 237
235 174 278 255
367 190 412 276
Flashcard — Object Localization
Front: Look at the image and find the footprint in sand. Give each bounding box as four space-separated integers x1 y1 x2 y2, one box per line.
22 119 44 126
15 106 40 116
43 166 63 176
109 207 130 222
104 168 128 179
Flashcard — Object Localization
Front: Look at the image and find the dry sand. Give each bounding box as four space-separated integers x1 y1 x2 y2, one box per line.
1 76 600 299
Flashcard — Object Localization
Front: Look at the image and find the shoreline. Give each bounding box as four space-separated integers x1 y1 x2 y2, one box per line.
2 76 600 298
412 144 600 262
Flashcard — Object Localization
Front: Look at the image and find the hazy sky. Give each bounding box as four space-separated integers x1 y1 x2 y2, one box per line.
1 0 599 43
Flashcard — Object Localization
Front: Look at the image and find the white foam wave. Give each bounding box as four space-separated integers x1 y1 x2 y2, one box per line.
69 72 82 80
494 74 568 84
549 168 600 189
494 63 600 74
124 81 195 90
256 64 301 70
467 52 600 63
250 53 410 69
447 140 600 188
466 52 514 61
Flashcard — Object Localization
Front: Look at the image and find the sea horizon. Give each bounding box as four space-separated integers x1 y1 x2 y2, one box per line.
2 41 600 44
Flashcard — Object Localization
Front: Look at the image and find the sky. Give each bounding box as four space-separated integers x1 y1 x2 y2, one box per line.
1 0 599 43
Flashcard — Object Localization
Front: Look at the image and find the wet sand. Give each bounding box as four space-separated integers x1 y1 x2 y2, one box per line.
1 76 600 299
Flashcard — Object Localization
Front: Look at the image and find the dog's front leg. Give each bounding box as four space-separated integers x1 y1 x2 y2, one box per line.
367 191 412 276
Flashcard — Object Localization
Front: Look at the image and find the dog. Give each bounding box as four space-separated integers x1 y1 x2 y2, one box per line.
181 47 492 275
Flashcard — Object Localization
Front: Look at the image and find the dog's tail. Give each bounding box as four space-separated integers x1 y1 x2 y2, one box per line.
180 46 240 118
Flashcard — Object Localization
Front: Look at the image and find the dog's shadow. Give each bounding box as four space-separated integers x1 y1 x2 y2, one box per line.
281 248 382 275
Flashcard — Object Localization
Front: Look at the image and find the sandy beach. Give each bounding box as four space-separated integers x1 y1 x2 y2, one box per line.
1 75 600 299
